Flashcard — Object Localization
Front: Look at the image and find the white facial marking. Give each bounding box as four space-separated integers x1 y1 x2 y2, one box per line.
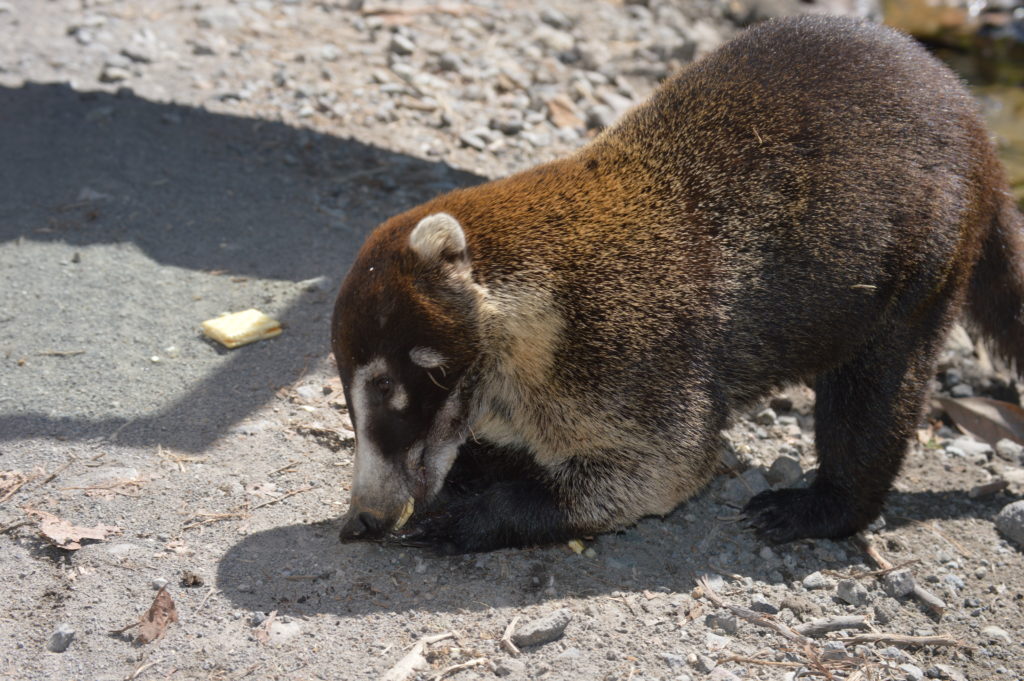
389 382 408 411
409 346 447 369
350 358 389 493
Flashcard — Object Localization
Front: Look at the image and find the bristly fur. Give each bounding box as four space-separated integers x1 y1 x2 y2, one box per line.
332 16 1024 552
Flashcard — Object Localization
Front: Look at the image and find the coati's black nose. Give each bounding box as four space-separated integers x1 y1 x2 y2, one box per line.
339 510 386 542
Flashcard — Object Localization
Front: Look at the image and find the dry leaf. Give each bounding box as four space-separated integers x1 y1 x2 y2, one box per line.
935 396 1024 446
24 507 121 550
1 471 27 504
137 587 178 644
254 610 277 645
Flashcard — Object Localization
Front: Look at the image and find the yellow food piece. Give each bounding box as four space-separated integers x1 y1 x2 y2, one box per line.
393 497 415 530
567 539 585 554
201 309 282 349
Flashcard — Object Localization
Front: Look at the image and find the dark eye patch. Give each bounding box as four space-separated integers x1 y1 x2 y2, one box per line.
373 375 393 397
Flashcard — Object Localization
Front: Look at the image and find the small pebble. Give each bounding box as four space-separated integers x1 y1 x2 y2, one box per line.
754 407 777 426
766 455 802 486
47 624 75 653
994 500 1024 546
836 579 870 606
802 571 832 590
511 608 572 647
152 577 169 590
881 569 916 598
994 438 1023 463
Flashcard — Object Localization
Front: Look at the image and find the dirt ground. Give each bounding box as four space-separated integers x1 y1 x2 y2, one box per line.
1 1 1022 680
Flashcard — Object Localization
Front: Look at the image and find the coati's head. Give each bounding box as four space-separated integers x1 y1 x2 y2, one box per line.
332 212 481 541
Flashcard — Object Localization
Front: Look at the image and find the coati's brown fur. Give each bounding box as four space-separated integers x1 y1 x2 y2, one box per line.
332 16 1024 552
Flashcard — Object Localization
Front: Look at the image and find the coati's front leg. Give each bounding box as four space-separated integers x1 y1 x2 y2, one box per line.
745 305 952 542
397 450 690 553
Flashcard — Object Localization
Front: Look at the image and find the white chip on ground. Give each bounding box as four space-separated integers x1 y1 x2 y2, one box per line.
201 309 282 349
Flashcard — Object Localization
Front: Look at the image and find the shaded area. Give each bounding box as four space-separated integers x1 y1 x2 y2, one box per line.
0 82 483 450
215 487 1018 618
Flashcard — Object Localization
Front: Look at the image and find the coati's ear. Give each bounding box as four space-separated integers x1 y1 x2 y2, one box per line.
409 213 467 264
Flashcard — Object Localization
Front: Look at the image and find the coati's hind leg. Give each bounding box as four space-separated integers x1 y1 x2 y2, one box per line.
745 302 955 543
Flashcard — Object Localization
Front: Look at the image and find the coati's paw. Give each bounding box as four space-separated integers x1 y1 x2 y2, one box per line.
744 486 868 544
392 480 571 553
389 507 466 555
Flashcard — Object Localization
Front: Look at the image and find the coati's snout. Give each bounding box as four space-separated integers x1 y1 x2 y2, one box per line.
332 212 481 542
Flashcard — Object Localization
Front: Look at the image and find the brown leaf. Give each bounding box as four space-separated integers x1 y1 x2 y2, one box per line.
24 507 121 550
137 587 178 644
935 396 1024 447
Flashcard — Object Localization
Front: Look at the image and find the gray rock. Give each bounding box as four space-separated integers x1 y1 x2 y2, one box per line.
47 624 75 653
951 436 992 460
899 664 925 681
754 407 777 425
540 8 573 30
511 608 572 647
949 383 974 398
705 612 739 634
995 500 1024 546
749 595 779 614
881 569 916 598
925 664 967 681
708 669 741 681
267 619 301 645
196 7 242 30
995 438 1023 463
688 653 716 673
836 579 870 606
980 625 1012 644
781 595 822 617
438 52 463 72
151 577 169 590
389 33 415 56
100 65 131 83
721 467 770 506
766 455 803 486
802 571 832 590
585 104 617 130
659 653 686 669
494 658 527 677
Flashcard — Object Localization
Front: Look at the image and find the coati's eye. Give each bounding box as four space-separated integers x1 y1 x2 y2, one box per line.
373 375 393 396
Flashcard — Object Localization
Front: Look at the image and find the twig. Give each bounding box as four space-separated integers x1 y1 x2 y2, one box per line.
182 486 314 531
431 658 488 680
196 587 215 613
793 616 870 638
0 520 30 535
859 533 946 618
697 575 812 646
843 632 964 647
39 460 74 487
250 485 314 511
36 350 85 357
381 632 455 681
125 658 160 680
500 616 521 656
911 584 947 618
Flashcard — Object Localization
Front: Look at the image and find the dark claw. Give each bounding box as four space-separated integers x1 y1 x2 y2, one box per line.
744 486 866 544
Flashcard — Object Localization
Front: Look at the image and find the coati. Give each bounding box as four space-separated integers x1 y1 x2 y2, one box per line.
331 16 1024 553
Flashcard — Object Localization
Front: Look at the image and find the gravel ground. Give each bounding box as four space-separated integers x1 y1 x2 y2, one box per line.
1 1 1023 680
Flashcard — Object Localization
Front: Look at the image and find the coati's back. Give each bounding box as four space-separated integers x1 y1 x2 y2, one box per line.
418 17 997 397
333 16 1024 551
